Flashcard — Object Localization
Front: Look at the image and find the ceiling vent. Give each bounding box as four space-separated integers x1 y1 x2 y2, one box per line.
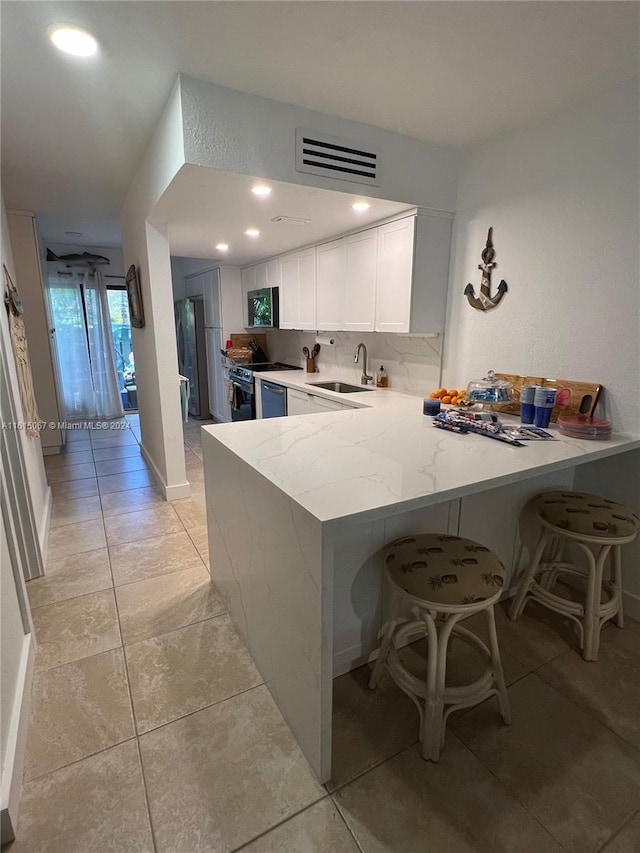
271 215 311 226
295 129 379 187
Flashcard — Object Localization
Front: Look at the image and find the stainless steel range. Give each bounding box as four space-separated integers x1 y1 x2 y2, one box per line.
228 362 302 422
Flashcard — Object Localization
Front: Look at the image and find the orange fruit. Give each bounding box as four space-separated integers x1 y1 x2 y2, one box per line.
441 395 452 404
429 392 439 399
436 387 447 398
448 389 459 398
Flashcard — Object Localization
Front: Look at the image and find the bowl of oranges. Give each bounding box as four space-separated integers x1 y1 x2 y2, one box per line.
428 387 471 408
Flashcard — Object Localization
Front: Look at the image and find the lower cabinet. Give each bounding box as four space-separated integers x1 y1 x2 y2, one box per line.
205 327 229 422
287 388 350 415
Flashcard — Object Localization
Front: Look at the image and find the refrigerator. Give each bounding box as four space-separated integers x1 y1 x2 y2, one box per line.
174 298 210 419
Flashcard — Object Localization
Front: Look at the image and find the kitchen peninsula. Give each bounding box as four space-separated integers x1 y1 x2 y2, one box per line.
202 380 640 782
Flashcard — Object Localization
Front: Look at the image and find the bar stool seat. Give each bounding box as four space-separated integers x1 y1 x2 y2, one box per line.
510 491 639 661
369 533 511 762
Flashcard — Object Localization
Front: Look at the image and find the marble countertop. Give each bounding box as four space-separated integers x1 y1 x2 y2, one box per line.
202 375 640 525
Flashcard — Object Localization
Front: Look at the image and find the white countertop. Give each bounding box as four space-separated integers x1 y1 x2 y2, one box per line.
203 372 640 525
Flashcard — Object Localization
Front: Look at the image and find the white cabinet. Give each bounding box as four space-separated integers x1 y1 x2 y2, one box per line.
205 327 229 422
241 260 281 327
375 213 452 335
344 229 378 332
316 240 345 331
279 248 317 330
316 230 377 332
287 388 351 416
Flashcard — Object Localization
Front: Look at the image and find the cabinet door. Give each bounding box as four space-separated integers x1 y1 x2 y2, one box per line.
375 217 415 333
316 240 345 331
241 266 256 327
205 327 228 422
297 248 317 330
313 395 346 412
202 269 221 328
344 229 377 332
279 249 317 330
265 259 281 288
287 388 317 415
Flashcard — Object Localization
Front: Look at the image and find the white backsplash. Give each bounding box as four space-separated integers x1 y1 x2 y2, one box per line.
265 330 442 395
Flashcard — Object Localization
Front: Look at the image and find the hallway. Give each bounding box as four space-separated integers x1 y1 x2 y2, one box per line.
10 416 640 853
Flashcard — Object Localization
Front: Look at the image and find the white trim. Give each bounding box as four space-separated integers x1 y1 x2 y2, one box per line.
37 485 52 564
0 634 35 844
622 589 640 622
139 442 191 501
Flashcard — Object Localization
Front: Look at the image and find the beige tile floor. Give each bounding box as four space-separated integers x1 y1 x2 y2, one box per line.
11 414 640 852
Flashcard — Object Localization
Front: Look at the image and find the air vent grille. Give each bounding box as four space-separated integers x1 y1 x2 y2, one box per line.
296 129 379 186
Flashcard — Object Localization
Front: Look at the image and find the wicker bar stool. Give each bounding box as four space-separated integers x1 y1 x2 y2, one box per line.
510 491 639 661
369 533 511 762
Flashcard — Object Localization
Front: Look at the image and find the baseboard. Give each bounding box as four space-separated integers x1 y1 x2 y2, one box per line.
622 589 640 622
0 633 35 845
139 442 191 501
38 485 52 565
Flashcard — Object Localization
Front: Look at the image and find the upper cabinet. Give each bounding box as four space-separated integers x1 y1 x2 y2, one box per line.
375 213 452 335
241 209 452 335
316 229 378 332
279 247 317 330
241 259 282 326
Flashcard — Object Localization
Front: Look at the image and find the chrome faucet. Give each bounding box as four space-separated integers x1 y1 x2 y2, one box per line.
354 343 373 385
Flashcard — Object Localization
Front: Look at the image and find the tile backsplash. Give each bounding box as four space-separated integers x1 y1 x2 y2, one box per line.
265 330 442 395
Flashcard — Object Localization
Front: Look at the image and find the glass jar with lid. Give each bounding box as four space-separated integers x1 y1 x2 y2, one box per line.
466 369 515 409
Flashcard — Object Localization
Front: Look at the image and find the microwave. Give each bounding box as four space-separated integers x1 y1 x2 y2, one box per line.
246 287 279 329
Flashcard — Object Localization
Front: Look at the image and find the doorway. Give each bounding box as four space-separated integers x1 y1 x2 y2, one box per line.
46 271 127 420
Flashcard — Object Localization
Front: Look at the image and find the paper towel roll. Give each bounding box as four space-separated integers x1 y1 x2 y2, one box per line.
315 336 335 346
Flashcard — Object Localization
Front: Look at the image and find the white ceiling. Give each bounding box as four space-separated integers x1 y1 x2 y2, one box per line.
2 2 637 249
154 165 413 265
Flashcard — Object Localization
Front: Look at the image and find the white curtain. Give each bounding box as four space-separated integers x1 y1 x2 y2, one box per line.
46 271 124 421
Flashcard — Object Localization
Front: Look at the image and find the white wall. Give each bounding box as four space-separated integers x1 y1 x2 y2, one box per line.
443 81 640 614
1 202 50 549
121 81 190 499
180 75 460 212
6 211 62 452
266 330 442 395
443 82 639 433
1 195 38 842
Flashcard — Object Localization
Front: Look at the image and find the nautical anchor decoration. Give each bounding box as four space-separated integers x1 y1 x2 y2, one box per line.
464 227 508 311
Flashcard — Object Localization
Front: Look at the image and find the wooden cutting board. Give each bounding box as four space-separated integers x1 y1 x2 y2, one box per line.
494 373 602 422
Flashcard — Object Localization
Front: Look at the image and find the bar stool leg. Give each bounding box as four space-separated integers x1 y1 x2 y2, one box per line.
420 611 448 762
510 531 554 621
581 543 610 662
486 606 511 724
369 591 402 689
613 545 624 629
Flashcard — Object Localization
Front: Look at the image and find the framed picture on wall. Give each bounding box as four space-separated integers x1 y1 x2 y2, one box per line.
125 264 145 328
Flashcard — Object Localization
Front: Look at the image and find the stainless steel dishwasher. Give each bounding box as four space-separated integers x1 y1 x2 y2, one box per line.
260 380 287 418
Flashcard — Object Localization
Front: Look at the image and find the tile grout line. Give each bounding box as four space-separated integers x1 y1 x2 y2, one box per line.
330 793 366 853
228 793 331 852
134 681 266 740
108 518 160 853
594 807 639 853
23 734 138 786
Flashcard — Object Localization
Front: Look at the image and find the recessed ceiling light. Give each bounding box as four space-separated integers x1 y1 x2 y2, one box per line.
49 25 98 57
252 185 272 197
215 243 229 252
352 201 370 212
245 229 260 238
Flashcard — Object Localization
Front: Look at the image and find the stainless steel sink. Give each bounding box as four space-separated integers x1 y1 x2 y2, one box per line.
309 381 373 393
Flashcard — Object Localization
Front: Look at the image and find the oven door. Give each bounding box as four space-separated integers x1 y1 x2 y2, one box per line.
230 379 255 422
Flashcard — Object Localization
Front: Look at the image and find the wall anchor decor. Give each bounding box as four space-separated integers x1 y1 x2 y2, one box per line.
464 227 508 311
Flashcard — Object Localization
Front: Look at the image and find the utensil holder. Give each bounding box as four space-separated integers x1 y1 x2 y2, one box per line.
306 358 316 373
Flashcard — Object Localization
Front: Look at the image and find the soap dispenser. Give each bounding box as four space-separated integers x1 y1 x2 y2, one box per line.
376 365 388 388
